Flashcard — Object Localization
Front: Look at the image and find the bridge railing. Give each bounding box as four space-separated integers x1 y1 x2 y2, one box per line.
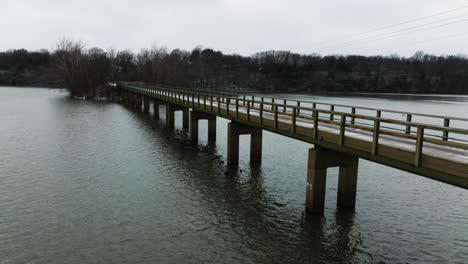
118 82 468 167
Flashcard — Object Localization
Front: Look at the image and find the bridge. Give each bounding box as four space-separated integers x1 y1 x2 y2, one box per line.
112 82 468 214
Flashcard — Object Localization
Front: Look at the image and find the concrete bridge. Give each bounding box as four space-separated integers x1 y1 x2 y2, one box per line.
112 82 468 214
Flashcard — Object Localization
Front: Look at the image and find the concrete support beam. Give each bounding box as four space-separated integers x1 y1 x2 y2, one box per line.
120 90 126 104
183 110 190 130
139 95 143 111
166 104 175 128
166 103 190 129
250 132 263 163
127 93 133 106
337 157 359 209
190 110 217 144
208 117 216 142
134 94 142 110
153 99 160 120
305 148 359 214
227 121 263 168
143 96 150 113
129 93 135 107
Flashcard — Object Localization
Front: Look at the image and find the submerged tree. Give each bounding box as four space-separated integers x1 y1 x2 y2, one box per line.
54 38 111 98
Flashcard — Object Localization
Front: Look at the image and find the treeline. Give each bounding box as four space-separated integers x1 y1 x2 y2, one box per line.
1 39 468 97
0 49 62 88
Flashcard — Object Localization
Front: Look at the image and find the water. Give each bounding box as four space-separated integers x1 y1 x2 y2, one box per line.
1 87 467 264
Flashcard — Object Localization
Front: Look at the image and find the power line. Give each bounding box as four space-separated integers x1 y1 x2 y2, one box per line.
316 16 468 52
362 31 468 54
309 6 468 47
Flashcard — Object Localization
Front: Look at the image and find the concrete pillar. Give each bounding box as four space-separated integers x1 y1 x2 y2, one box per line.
250 132 262 163
208 118 216 142
166 103 190 129
166 104 175 128
182 109 189 130
153 99 160 120
337 157 359 209
305 148 359 214
143 96 150 113
134 94 142 110
128 93 133 106
190 110 217 144
130 93 134 107
190 114 199 143
121 90 126 104
138 95 143 110
227 123 239 166
226 121 263 168
306 148 329 214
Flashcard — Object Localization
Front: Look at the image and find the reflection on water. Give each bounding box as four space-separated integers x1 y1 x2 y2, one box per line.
0 87 467 264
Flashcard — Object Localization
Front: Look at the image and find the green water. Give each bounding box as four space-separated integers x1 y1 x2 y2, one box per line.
0 87 467 263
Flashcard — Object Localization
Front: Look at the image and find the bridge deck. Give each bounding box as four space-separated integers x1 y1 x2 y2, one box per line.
228 102 468 164
116 82 468 189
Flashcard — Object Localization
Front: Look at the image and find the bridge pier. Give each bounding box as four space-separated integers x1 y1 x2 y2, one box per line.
153 99 161 120
138 95 143 111
227 121 262 168
306 148 359 214
143 96 150 113
121 90 127 104
128 93 134 107
165 103 189 129
190 110 217 144
126 92 132 106
134 94 142 110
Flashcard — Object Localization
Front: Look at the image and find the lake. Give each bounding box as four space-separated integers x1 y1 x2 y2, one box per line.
0 87 467 263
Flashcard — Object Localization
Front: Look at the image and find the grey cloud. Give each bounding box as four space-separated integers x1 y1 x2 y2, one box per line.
1 0 467 56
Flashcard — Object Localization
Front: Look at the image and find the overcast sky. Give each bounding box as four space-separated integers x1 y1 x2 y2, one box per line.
2 0 468 56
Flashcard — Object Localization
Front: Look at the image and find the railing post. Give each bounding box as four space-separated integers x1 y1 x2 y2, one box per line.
297 101 301 115
236 99 239 118
372 119 380 155
247 101 251 121
283 99 287 112
292 107 297 133
330 105 334 121
260 101 264 125
243 95 246 106
197 94 200 108
204 95 207 110
415 126 424 167
313 110 319 140
226 98 230 116
192 92 195 108
406 114 412 134
351 107 356 125
210 96 213 112
377 110 381 118
339 115 346 146
274 105 279 129
271 98 275 110
443 118 450 141
218 96 221 113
